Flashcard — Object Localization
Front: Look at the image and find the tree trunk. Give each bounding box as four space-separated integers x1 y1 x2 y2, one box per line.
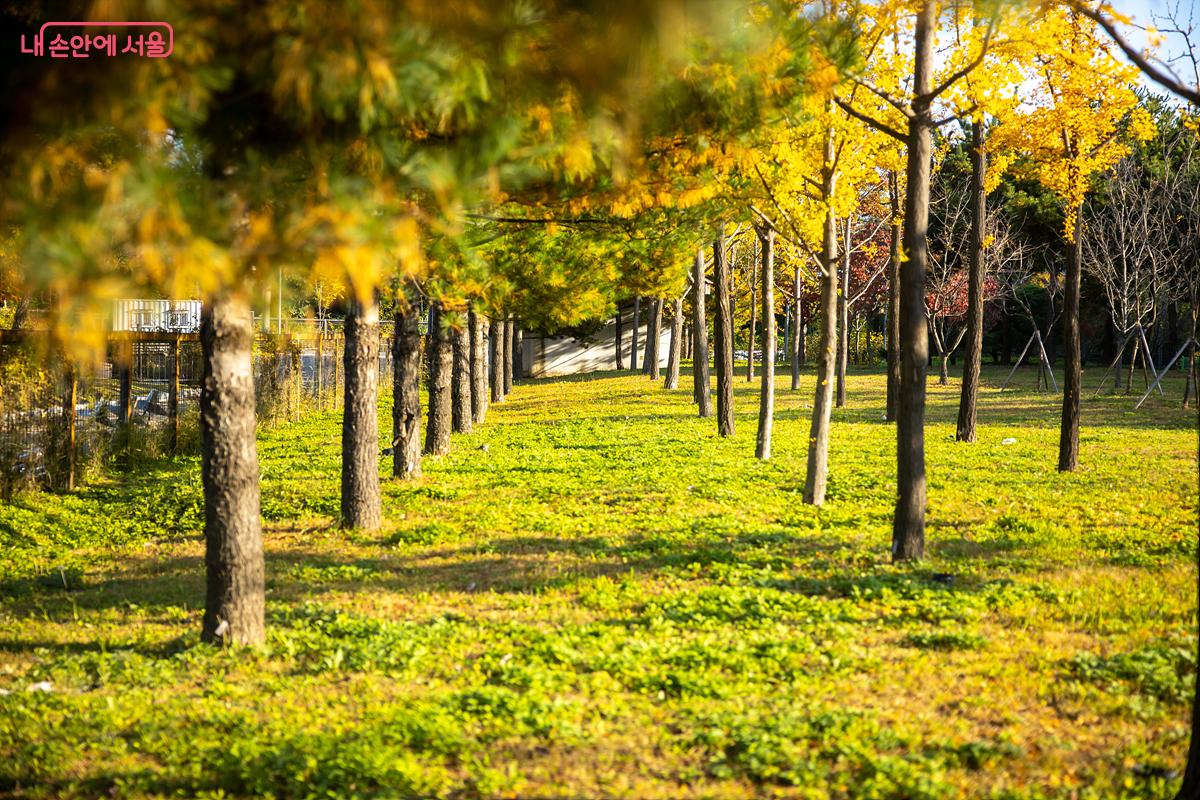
392 296 422 478
692 249 713 417
646 299 662 379
615 304 625 370
469 309 487 425
893 1 935 561
503 317 514 394
804 151 839 505
713 229 735 436
425 303 452 456
748 237 759 382
792 266 803 390
341 295 382 530
490 317 505 403
199 294 264 646
756 228 776 460
452 318 473 434
1058 212 1083 472
9 296 29 331
886 170 902 423
939 352 950 385
665 296 684 389
957 120 987 444
836 216 850 408
511 322 524 383
631 297 641 372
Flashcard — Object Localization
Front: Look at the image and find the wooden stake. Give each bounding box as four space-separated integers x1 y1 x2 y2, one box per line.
1034 330 1059 393
1135 337 1199 410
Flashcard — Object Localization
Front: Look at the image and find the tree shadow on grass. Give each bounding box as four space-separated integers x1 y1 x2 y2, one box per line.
0 505 1046 637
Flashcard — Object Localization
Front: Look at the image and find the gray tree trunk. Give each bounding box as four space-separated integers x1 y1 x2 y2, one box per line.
713 230 735 436
886 172 902 423
836 215 850 408
199 294 264 646
424 303 452 456
630 297 641 372
469 309 487 425
748 238 759 382
1058 212 1083 472
956 120 987 443
893 1 936 561
645 299 662 379
452 318 473 434
511 322 524 383
665 296 683 389
804 141 839 506
490 317 505 403
756 228 776 460
792 265 803 390
392 296 422 478
341 295 382 530
503 317 514 394
692 250 713 417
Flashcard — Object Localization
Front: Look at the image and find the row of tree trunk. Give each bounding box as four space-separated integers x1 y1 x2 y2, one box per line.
200 290 520 646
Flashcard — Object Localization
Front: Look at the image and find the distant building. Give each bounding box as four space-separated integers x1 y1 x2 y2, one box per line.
112 300 202 333
523 305 671 378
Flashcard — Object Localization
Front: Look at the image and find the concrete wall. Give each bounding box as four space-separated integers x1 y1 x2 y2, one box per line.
524 306 672 378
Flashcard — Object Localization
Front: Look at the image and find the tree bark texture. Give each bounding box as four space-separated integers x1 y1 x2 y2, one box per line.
665 296 684 390
452 319 473 434
511 322 524 383
490 317 504 403
692 249 713 417
425 303 453 456
887 171 902 423
1058 212 1084 472
503 317 514 394
341 295 382 530
892 1 935 562
393 298 422 478
713 230 735 437
645 298 662 379
748 237 759 382
836 215 850 408
793 266 804 390
756 228 776 460
956 119 987 443
199 294 265 646
469 309 487 425
804 162 839 506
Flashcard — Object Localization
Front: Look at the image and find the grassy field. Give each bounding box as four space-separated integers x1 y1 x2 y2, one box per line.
0 363 1196 799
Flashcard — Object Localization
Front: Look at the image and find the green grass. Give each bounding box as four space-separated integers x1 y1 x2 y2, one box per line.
0 363 1196 799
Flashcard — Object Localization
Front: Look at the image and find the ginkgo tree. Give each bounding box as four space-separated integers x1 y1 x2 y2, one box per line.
834 0 1006 561
992 3 1154 472
3 0 794 646
750 12 894 504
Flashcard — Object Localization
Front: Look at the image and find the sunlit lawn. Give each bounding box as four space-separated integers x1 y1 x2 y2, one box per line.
0 363 1196 799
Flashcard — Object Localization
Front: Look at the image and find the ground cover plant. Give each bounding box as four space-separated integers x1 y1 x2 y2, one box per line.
1 365 1194 799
